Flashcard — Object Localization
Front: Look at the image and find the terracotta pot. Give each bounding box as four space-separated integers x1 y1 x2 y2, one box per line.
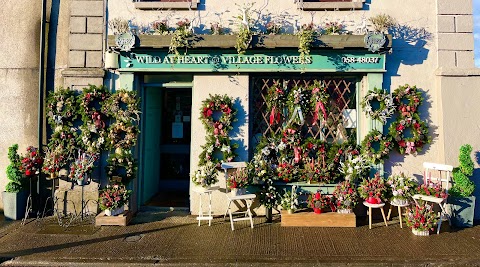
313 207 322 214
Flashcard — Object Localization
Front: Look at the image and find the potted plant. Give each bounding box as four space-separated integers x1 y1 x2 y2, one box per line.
98 183 131 216
227 168 249 196
191 161 218 189
20 146 43 177
405 201 438 236
308 190 331 214
68 151 98 185
448 144 476 228
358 173 387 204
280 186 298 214
2 144 28 220
42 146 66 179
332 180 358 213
386 173 418 205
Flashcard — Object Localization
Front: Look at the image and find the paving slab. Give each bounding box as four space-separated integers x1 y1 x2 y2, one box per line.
0 211 478 266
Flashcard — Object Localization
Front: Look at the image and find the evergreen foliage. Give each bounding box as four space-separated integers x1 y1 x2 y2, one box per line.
5 144 26 193
450 144 475 197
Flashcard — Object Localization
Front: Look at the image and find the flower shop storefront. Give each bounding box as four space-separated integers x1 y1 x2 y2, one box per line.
112 35 390 213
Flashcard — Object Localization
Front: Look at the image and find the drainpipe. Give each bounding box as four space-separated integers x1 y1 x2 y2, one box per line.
38 0 47 195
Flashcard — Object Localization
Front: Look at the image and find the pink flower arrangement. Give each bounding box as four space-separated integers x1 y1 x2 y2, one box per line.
99 183 131 211
415 182 448 199
21 146 43 177
358 173 387 203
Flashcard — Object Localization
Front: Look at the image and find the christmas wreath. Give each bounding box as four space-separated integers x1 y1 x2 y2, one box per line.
200 94 236 135
388 113 430 155
102 89 140 123
361 129 394 163
265 82 287 125
78 85 110 153
198 135 238 167
105 149 137 183
286 86 310 126
106 122 139 150
46 88 77 127
392 84 423 118
79 124 107 153
309 81 329 125
361 87 395 124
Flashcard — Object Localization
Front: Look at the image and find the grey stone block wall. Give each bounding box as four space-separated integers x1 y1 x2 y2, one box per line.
436 0 474 68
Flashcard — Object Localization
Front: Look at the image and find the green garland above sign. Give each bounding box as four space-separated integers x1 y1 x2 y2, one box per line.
118 50 386 73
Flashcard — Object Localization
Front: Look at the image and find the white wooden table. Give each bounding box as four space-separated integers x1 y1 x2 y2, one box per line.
387 200 410 228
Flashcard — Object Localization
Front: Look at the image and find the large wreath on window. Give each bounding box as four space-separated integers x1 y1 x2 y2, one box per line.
200 94 237 136
265 82 288 125
361 87 395 124
46 88 77 127
388 113 430 155
102 89 140 123
309 81 329 125
361 129 394 163
392 84 423 118
286 86 311 126
105 149 137 183
107 122 139 150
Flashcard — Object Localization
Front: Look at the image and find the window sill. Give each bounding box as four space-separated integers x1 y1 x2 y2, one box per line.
134 1 197 10
298 0 364 10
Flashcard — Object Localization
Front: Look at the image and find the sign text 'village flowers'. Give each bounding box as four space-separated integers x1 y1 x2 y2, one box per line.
119 51 386 72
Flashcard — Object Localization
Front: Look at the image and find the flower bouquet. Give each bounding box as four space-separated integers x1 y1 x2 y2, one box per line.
258 178 279 210
98 183 132 216
43 146 66 178
358 173 387 204
21 146 43 177
415 182 448 199
332 180 358 213
68 151 98 185
339 154 371 181
405 201 438 236
308 190 332 214
227 167 249 196
386 173 418 205
191 161 218 188
280 186 298 214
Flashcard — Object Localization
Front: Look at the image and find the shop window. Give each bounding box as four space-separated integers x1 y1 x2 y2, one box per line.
298 0 364 10
250 76 358 146
134 0 198 10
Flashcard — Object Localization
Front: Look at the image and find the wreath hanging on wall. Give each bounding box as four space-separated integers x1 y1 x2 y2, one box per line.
78 85 110 153
286 86 311 126
361 129 394 163
49 126 78 161
107 122 139 150
309 81 330 126
198 94 238 168
265 82 288 125
105 149 137 183
102 89 141 123
388 113 430 155
200 94 237 135
392 84 423 118
46 88 77 127
361 87 395 124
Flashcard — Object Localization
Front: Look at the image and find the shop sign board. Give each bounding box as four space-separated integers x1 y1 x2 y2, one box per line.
118 50 385 72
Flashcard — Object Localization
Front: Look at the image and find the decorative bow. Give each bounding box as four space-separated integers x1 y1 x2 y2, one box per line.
405 141 415 154
92 112 105 129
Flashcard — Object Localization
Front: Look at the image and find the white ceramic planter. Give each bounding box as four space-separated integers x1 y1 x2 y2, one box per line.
105 206 125 216
411 229 430 236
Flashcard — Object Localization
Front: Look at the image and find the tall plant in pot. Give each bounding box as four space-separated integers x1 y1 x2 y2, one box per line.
449 144 476 227
2 144 28 220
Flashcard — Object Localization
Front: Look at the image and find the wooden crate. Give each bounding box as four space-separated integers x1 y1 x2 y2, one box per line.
95 210 133 226
281 210 356 227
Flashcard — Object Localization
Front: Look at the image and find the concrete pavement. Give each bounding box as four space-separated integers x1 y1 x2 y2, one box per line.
0 210 479 266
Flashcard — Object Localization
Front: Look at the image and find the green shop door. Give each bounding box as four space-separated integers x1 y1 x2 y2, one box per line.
142 87 192 207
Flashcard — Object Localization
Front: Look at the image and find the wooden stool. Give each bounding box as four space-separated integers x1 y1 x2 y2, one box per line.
193 186 219 226
363 201 388 229
387 200 410 228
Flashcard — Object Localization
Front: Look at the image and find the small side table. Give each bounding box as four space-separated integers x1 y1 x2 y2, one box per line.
387 201 410 228
193 186 219 226
363 201 388 229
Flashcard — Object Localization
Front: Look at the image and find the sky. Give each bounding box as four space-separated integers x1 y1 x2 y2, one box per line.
475 0 480 67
